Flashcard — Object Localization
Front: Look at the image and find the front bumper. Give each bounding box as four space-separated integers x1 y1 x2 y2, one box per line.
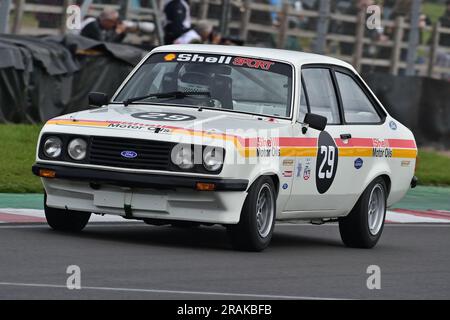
32 163 248 191
32 163 248 224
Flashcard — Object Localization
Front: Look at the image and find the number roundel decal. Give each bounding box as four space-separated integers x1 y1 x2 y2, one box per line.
131 112 196 122
315 131 339 194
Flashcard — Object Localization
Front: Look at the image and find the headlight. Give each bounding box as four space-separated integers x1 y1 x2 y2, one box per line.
43 136 62 158
68 138 87 160
203 146 224 172
172 144 194 169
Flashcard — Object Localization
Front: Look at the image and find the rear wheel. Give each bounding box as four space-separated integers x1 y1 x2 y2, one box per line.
338 177 387 248
44 194 91 232
228 177 276 251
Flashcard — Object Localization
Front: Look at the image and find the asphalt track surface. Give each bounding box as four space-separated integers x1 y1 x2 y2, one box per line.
0 222 449 300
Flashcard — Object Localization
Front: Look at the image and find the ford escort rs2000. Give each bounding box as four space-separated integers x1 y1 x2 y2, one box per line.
33 45 418 251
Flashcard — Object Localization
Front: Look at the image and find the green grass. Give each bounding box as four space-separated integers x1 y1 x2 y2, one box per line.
0 125 449 193
0 125 43 193
416 150 450 186
423 2 446 24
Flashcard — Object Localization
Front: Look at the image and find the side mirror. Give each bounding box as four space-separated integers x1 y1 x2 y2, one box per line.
302 113 327 133
88 92 109 107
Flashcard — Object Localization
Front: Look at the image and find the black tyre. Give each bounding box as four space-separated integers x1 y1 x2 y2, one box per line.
44 194 91 232
228 176 276 252
338 177 387 248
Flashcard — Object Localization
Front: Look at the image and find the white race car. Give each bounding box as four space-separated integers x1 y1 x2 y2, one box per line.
33 45 418 251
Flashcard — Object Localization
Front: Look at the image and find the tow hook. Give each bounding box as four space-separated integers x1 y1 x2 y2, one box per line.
411 176 418 188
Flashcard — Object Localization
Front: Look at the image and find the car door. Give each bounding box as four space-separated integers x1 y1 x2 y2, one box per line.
285 67 351 215
327 67 388 209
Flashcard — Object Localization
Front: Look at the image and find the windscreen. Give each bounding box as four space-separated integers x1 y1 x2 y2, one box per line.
114 52 293 118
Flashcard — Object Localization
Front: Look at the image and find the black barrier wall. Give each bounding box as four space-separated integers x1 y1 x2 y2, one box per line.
0 34 449 148
364 74 450 149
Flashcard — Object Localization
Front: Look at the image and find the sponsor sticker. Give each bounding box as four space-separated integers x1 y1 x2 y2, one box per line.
354 158 364 169
256 138 280 158
282 170 293 178
303 165 311 180
296 161 303 177
282 183 289 190
282 159 294 167
401 160 411 167
107 122 171 134
372 139 392 158
389 121 397 130
303 158 311 181
162 53 276 71
164 53 176 61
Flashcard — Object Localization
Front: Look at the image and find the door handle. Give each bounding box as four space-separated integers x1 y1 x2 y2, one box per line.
340 133 352 140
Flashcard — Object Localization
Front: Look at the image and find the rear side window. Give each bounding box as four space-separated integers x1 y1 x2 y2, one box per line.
335 72 381 124
302 68 340 124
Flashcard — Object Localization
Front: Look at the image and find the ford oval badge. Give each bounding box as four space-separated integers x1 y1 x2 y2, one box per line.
121 151 138 159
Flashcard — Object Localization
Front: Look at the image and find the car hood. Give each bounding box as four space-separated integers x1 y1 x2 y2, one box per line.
46 104 291 138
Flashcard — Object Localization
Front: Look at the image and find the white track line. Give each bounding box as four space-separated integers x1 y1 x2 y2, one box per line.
0 282 342 300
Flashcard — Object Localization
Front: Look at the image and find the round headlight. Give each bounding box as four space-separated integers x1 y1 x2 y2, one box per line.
172 144 194 169
68 138 87 160
203 146 224 172
43 136 62 158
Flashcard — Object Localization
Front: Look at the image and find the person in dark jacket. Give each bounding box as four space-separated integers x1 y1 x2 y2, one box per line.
80 9 127 43
163 0 189 44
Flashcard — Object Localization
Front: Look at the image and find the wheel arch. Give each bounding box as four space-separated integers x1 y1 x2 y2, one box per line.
247 172 280 196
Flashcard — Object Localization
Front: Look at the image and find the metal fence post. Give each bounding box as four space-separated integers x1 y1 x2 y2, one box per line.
353 7 367 72
151 0 164 45
390 16 404 75
0 0 12 33
199 0 209 20
427 21 440 78
12 0 25 34
219 0 232 37
405 0 422 76
239 0 251 42
60 0 74 34
277 2 289 49
314 0 330 54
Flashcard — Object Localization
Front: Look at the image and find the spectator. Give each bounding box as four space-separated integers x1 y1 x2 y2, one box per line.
163 0 191 44
80 9 127 43
174 20 214 44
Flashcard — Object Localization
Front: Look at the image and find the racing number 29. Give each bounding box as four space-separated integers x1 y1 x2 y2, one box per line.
318 146 335 179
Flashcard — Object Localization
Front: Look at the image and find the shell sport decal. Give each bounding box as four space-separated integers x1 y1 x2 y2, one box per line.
315 131 339 194
131 112 196 122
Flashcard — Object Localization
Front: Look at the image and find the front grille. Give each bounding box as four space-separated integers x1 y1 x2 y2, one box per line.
89 136 174 170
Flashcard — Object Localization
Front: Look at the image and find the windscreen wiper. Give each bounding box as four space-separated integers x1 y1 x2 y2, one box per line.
123 91 210 106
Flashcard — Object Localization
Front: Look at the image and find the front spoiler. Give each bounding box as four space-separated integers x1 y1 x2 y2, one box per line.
32 163 249 191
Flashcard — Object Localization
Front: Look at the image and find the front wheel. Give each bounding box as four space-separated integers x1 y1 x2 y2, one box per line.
338 177 387 248
45 194 91 232
227 177 276 251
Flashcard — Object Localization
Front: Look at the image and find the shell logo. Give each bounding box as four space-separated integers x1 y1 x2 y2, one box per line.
164 53 176 61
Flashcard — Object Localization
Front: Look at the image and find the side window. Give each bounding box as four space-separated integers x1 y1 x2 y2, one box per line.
335 72 381 124
302 68 340 124
298 80 308 122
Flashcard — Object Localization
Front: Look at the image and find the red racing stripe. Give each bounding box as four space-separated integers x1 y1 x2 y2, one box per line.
0 212 46 223
392 209 450 220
